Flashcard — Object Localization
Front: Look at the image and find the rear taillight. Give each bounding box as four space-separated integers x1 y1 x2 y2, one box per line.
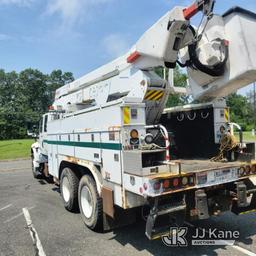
173 178 179 187
151 175 195 193
239 165 256 177
163 180 170 189
245 166 251 175
153 181 161 190
252 165 256 174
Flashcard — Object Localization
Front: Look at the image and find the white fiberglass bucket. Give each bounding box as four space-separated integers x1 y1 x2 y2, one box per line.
188 7 256 100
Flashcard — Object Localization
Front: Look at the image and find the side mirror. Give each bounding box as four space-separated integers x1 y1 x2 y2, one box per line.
27 130 38 139
27 124 39 138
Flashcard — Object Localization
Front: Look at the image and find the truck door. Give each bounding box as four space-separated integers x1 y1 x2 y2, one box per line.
39 114 48 156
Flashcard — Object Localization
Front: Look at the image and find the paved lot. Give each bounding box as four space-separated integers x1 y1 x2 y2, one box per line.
0 160 256 256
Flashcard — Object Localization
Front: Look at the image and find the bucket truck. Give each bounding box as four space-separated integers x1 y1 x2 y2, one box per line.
30 0 256 240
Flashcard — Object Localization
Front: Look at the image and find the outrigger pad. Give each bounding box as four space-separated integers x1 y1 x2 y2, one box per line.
145 201 186 240
231 181 256 215
231 195 256 215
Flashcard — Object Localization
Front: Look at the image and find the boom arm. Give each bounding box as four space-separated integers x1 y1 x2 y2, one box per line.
126 0 216 70
183 0 215 20
54 1 256 111
127 1 256 101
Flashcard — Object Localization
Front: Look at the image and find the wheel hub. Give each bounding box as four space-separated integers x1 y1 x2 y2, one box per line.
62 177 71 203
81 186 93 218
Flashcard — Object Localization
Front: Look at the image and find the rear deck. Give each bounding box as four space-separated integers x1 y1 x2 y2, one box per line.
179 159 245 173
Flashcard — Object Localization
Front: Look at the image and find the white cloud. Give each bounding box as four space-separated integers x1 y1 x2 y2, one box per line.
45 0 114 29
0 33 12 41
103 34 130 58
0 0 34 7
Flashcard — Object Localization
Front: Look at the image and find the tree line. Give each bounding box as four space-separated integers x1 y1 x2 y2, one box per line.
227 93 255 131
0 67 254 140
0 69 74 140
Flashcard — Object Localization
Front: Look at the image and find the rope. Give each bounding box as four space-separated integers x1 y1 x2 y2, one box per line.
211 133 238 162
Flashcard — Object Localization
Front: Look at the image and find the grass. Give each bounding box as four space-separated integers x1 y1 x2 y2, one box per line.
235 131 256 142
0 139 34 160
242 131 256 142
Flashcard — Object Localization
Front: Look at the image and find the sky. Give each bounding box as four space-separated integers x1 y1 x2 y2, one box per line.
0 0 255 95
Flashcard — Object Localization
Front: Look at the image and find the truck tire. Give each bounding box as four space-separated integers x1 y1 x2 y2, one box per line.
78 175 103 231
60 167 79 212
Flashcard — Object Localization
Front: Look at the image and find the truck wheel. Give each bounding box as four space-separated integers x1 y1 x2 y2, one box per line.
60 167 79 212
78 175 103 231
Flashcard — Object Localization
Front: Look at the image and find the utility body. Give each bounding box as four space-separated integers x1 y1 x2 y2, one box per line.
30 1 256 239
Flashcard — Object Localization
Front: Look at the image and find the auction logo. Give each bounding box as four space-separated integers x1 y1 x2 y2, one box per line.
162 227 239 247
162 227 188 247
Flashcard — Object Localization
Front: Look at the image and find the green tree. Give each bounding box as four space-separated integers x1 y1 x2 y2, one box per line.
19 69 49 113
0 70 22 139
0 68 74 140
47 70 74 104
166 67 188 108
226 93 254 130
154 66 188 108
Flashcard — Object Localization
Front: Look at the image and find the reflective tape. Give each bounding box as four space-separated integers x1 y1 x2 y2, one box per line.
123 107 130 125
225 108 229 122
145 90 164 101
239 209 256 215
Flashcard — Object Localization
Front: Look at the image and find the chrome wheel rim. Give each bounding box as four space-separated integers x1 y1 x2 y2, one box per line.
81 186 93 218
62 177 71 203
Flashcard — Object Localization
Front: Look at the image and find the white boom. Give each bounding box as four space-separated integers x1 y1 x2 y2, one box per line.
53 4 256 115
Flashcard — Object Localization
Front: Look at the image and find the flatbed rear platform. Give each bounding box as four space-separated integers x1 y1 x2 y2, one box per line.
179 159 246 173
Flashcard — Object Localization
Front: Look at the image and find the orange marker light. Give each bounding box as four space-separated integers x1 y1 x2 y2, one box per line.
130 129 139 139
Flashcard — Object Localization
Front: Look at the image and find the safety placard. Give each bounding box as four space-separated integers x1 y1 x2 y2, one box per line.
144 90 164 101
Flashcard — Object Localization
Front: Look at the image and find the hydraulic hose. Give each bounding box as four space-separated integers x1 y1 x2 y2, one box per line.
179 26 229 77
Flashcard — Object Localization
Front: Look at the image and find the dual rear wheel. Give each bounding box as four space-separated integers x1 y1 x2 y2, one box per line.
60 167 102 230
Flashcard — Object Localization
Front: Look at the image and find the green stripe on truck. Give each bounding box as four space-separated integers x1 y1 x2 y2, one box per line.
44 140 122 151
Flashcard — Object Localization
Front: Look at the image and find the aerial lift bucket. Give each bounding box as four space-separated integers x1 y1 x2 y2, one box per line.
187 7 256 101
